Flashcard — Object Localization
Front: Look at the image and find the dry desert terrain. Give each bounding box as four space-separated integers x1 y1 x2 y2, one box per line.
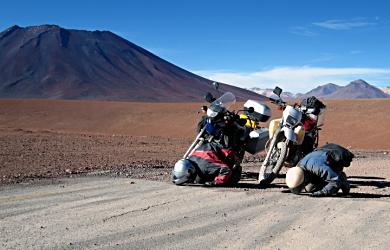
0 98 389 249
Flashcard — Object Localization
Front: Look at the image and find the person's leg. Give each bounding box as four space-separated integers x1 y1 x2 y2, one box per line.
229 165 242 186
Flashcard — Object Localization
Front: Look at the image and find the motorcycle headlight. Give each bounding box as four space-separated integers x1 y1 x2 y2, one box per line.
286 115 299 126
207 108 218 118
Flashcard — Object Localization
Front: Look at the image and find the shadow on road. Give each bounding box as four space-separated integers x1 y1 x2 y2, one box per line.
279 190 390 199
348 175 390 189
341 193 390 198
348 176 385 180
239 172 390 198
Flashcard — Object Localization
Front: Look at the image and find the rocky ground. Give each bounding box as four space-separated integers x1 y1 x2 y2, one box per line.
1 129 389 199
1 98 390 187
0 129 186 185
0 129 266 185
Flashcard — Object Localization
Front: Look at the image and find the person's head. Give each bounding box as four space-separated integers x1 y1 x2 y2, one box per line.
286 167 305 194
171 159 197 185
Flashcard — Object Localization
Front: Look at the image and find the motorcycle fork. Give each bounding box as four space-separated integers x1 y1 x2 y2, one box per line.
263 128 283 165
285 144 301 167
183 126 206 159
314 128 320 148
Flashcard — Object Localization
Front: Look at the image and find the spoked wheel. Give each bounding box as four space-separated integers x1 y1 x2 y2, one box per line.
258 140 287 186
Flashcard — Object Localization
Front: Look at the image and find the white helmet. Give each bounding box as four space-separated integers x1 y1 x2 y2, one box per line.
171 159 197 185
286 167 305 194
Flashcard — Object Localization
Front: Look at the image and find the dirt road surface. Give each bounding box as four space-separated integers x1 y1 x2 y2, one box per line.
1 156 389 250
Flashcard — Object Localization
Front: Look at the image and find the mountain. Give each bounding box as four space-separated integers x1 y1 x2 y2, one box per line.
325 79 390 99
250 87 296 99
300 83 341 98
250 80 389 100
382 86 390 95
0 25 262 102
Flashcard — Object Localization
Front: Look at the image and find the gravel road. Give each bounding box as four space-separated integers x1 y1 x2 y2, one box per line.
1 159 389 249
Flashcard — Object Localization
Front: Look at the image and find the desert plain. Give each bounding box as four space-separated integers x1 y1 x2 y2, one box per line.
0 98 389 249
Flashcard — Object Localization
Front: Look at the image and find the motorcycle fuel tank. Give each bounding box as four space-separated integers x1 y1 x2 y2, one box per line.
268 118 282 138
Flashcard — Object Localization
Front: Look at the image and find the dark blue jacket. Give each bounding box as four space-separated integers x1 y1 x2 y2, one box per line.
298 150 341 195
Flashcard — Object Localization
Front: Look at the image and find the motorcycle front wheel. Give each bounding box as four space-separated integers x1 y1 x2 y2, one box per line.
258 140 288 186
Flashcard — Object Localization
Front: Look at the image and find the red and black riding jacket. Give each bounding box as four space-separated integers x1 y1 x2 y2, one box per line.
189 142 237 186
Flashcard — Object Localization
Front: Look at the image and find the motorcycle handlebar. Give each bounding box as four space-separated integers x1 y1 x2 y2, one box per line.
269 97 286 107
269 97 277 103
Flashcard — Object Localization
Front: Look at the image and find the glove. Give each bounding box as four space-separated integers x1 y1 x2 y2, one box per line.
310 190 327 197
204 181 216 187
339 172 350 195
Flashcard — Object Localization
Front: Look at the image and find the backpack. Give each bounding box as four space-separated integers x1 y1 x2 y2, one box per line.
300 96 326 115
316 143 354 168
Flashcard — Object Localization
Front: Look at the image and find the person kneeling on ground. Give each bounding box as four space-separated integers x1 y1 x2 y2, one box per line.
171 142 241 187
285 143 354 197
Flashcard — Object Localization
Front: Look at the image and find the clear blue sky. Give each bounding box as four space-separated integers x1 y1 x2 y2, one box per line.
1 0 390 92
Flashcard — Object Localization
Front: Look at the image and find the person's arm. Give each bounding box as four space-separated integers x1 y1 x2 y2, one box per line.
214 166 232 186
311 164 341 197
204 166 232 186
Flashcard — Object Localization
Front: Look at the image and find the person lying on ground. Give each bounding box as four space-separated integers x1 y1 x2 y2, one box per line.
171 141 241 187
286 144 354 197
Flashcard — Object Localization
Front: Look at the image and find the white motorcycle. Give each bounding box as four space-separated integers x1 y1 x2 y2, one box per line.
258 87 326 186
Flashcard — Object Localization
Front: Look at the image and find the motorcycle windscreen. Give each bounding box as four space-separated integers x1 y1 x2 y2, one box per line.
209 92 236 114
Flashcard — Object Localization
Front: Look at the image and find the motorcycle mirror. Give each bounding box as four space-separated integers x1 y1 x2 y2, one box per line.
204 92 215 103
273 86 283 97
247 107 255 113
212 81 220 90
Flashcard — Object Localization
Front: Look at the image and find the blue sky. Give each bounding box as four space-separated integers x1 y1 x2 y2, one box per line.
1 0 390 92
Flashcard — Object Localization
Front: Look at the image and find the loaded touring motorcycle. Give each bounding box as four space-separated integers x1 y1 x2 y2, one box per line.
258 87 326 186
176 85 272 186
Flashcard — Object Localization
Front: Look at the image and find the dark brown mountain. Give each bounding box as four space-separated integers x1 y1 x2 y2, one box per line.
0 25 263 102
325 79 390 99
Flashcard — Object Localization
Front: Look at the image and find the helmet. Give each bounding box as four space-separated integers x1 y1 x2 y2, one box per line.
171 159 197 185
286 167 305 194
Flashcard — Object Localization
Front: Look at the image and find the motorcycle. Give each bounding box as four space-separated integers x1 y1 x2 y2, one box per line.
181 88 272 184
258 87 326 186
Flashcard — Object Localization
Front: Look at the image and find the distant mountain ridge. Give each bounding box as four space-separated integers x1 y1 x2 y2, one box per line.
382 86 390 95
250 87 296 99
300 83 342 98
326 79 389 99
250 79 390 99
0 24 262 102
